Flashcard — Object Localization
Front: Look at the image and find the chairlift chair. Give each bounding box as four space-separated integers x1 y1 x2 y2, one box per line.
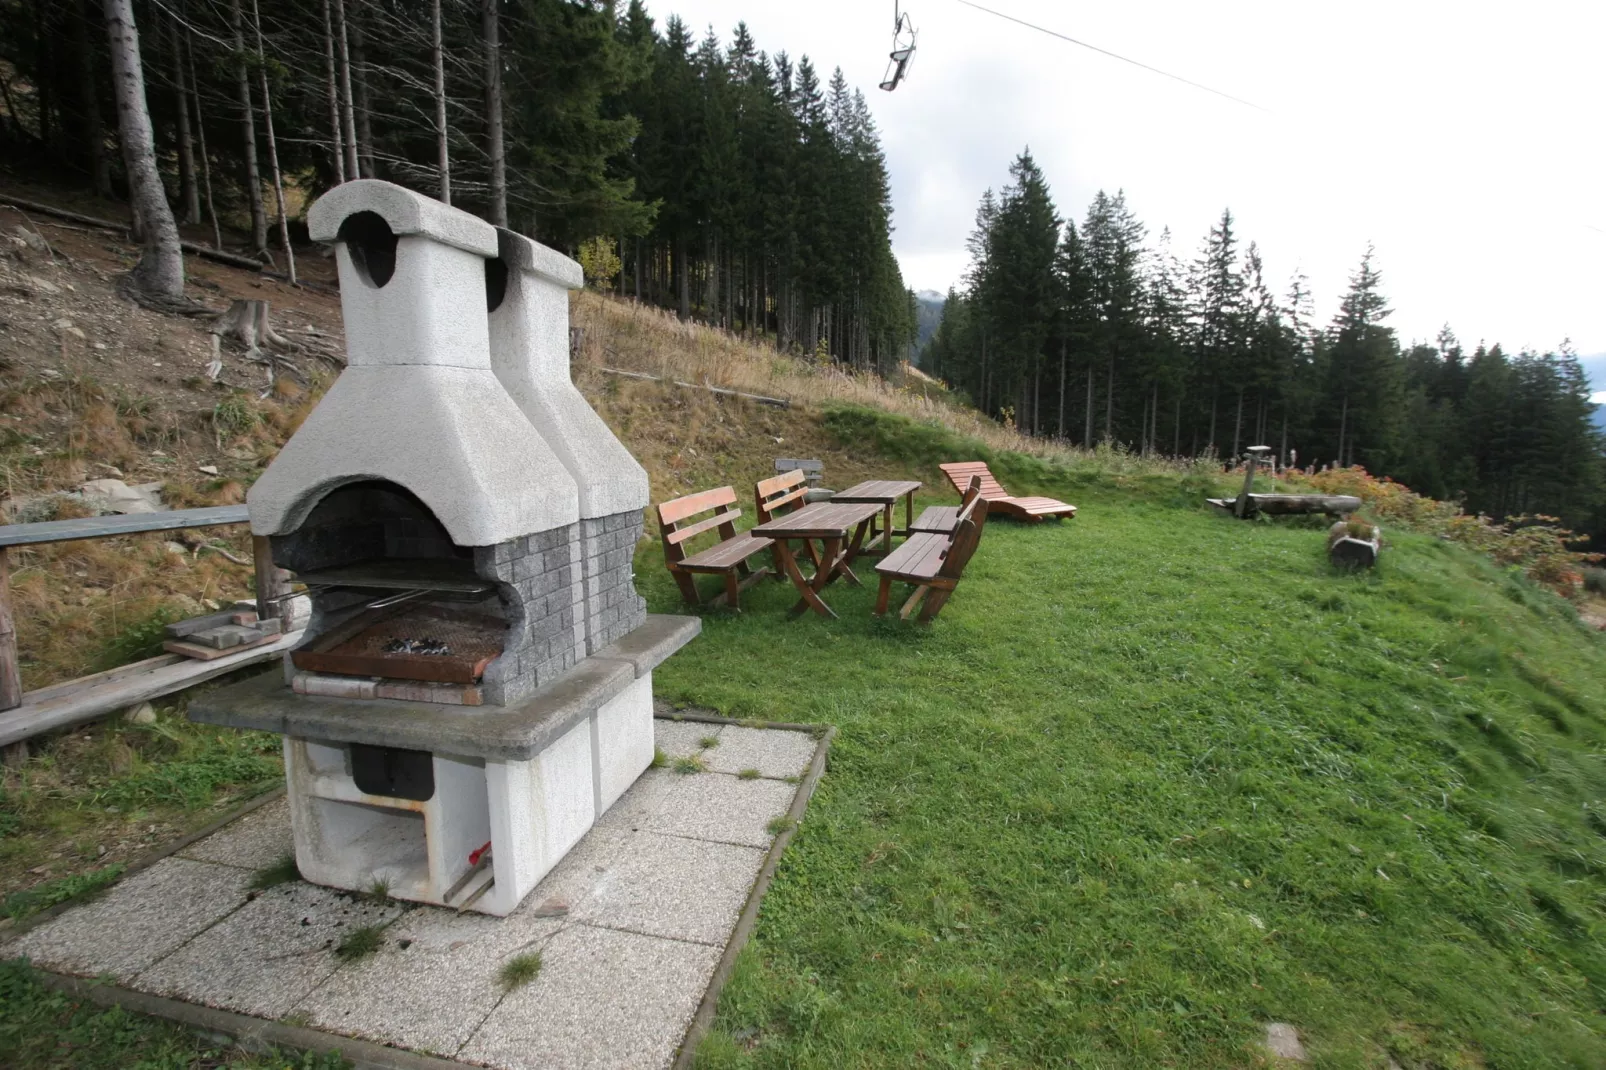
879 2 917 91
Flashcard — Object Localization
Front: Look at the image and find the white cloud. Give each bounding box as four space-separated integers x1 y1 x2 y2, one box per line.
646 0 1606 352
1590 392 1606 406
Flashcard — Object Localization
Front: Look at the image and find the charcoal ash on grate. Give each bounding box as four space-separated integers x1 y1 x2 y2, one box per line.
382 637 454 656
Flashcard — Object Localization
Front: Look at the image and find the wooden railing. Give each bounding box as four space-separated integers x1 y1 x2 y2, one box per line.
0 507 296 760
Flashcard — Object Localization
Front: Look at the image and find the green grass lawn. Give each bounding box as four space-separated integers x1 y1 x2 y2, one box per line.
644 437 1606 1067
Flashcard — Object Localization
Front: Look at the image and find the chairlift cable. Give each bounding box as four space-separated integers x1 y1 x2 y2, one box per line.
953 0 1269 113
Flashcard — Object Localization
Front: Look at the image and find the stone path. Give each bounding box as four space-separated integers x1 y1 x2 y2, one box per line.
8 717 821 1070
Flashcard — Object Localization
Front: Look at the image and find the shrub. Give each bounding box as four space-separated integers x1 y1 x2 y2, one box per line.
1289 466 1601 596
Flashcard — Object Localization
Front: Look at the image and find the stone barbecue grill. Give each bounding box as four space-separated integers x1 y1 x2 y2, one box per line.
191 180 698 916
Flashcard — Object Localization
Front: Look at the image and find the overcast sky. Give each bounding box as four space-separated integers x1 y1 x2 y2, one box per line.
644 0 1605 369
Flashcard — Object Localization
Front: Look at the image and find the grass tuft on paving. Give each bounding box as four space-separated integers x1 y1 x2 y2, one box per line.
644 412 1606 1068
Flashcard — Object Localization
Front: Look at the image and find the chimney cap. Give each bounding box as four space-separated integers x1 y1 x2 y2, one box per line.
309 180 497 258
496 228 584 291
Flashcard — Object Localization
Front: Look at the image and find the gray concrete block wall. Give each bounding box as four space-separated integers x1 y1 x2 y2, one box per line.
580 511 647 655
475 523 588 706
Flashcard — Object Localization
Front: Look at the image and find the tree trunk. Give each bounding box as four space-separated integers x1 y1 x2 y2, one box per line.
1057 337 1066 439
1208 390 1218 457
73 0 113 198
228 0 267 254
250 0 295 284
167 7 200 223
1337 393 1349 468
333 0 358 179
103 0 185 299
1083 363 1093 446
1104 353 1114 441
676 238 689 320
483 0 507 226
187 35 221 249
349 8 375 178
1232 386 1244 459
432 0 449 203
321 0 344 182
1173 393 1181 456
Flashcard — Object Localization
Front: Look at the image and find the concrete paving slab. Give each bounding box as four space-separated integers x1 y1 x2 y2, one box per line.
177 796 294 870
571 831 764 946
459 923 720 1070
10 858 250 981
648 772 796 848
593 767 675 832
135 882 402 1020
296 907 564 1057
700 725 815 779
653 719 720 759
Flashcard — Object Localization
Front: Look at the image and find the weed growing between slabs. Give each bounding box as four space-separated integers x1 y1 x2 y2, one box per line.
641 448 1606 1067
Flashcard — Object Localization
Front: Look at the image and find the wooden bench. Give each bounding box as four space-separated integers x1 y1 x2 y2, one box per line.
938 461 1076 522
656 487 774 611
874 493 989 622
909 475 981 536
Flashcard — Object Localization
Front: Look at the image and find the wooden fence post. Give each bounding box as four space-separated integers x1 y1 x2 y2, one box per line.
1235 446 1272 519
253 535 290 623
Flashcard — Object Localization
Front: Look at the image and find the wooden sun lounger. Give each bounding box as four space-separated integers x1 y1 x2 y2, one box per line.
937 461 1076 522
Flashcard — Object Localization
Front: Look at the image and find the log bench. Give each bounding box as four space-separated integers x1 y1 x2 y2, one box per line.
656 486 773 612
874 492 989 623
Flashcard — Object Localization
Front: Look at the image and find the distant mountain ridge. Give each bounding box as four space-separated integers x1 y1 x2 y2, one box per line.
1584 353 1606 432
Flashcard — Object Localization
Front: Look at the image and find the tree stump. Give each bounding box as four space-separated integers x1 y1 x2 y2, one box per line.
1328 520 1381 569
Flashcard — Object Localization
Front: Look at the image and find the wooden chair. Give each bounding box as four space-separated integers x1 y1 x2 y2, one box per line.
656 487 773 611
909 475 981 536
938 461 1076 522
874 494 989 623
755 468 821 577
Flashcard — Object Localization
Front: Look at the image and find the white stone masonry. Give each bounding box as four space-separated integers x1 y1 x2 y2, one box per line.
248 181 579 546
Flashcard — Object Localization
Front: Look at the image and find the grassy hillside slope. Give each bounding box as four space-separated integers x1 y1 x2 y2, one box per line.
650 409 1606 1069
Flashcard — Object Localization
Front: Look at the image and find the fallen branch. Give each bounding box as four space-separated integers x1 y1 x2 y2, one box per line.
598 367 789 409
1 195 264 271
199 543 251 565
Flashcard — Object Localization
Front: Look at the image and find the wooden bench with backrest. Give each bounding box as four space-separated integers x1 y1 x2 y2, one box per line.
874 492 990 622
657 487 774 611
909 475 982 536
938 461 1076 522
755 467 821 577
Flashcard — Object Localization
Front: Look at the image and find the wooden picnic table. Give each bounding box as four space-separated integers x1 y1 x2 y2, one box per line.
829 479 922 554
750 500 884 618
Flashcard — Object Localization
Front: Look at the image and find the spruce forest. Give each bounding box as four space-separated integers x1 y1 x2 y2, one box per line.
0 0 917 370
0 1 1600 543
925 152 1606 542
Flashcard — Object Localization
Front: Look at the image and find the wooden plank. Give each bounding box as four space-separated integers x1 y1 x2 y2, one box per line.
0 629 304 749
24 652 186 704
680 533 773 571
666 508 743 546
751 501 881 539
0 548 19 713
910 506 959 534
0 505 251 548
757 469 807 498
658 486 739 526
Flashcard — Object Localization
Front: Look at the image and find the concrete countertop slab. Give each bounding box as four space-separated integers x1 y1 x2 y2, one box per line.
189 615 700 761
